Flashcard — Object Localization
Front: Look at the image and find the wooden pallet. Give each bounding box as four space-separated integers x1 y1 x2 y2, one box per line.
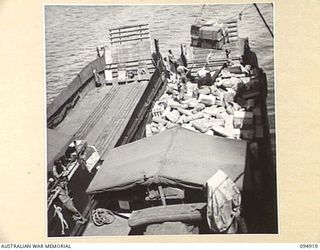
109 24 150 45
225 19 238 42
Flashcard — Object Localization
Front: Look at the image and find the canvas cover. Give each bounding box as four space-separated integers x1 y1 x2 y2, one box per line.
86 127 247 194
47 129 73 171
206 170 241 233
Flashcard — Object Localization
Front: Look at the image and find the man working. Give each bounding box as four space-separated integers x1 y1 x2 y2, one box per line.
176 64 190 83
52 159 68 181
48 181 87 224
176 64 191 101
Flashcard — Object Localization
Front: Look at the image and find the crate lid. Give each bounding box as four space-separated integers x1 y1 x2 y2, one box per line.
200 25 221 32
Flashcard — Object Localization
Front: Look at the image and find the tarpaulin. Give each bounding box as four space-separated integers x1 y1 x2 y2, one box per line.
86 127 247 194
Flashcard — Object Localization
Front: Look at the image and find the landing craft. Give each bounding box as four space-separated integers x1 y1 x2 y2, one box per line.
47 14 275 236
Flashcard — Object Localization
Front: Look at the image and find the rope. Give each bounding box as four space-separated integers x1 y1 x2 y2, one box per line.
195 4 206 23
225 4 254 21
92 208 115 226
193 3 274 41
198 4 253 22
253 3 274 38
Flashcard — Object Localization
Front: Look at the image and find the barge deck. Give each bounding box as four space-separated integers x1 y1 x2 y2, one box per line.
56 81 149 158
47 24 164 236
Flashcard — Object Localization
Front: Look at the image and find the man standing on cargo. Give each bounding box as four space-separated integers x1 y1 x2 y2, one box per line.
177 64 189 82
176 64 190 100
168 50 178 72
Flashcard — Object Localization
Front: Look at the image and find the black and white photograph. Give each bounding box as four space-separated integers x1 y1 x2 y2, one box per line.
45 3 276 237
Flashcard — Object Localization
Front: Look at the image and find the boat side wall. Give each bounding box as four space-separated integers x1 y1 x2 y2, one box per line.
239 38 277 233
47 56 105 128
115 68 165 146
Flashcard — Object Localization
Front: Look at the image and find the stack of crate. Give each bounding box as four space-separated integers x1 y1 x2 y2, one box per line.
191 24 202 47
191 21 228 50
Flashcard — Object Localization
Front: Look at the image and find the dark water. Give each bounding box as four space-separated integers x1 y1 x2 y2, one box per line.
45 4 275 156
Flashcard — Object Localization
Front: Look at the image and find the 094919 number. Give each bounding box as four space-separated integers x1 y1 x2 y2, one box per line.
300 244 319 248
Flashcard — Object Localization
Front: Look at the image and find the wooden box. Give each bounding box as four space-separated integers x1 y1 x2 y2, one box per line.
191 36 201 47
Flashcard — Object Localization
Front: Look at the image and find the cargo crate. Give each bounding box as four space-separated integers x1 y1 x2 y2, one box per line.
199 25 223 40
201 39 214 49
191 24 202 36
213 37 224 49
201 37 224 50
191 36 201 47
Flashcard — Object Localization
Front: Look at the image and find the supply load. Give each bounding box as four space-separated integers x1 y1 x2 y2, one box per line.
146 56 264 156
191 20 229 50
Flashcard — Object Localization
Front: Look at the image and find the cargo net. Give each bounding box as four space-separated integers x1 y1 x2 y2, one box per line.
147 58 263 152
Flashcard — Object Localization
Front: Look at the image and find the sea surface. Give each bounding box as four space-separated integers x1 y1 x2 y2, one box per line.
45 4 275 159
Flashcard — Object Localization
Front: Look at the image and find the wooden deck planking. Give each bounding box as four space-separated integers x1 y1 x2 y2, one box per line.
56 80 150 158
189 42 241 62
56 86 113 136
69 24 154 156
73 86 121 140
187 40 242 75
84 81 149 157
